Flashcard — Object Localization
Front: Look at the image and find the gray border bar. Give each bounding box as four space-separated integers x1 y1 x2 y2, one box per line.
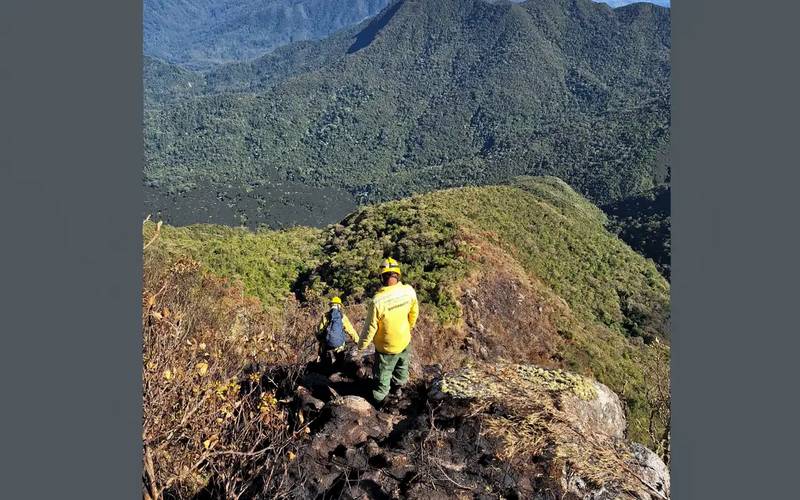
0 1 142 498
1 0 800 498
672 0 800 498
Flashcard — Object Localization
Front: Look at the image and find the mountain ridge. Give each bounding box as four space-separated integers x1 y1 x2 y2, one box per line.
145 177 670 453
145 0 671 231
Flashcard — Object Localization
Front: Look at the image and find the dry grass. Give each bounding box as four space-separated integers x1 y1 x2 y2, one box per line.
142 255 318 499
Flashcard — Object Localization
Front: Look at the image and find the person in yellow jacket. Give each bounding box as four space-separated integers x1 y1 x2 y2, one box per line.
316 297 360 372
358 258 419 405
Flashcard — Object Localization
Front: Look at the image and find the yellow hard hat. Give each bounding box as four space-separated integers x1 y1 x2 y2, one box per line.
330 296 342 305
379 257 402 276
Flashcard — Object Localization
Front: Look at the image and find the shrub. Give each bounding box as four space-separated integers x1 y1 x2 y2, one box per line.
304 198 466 322
143 221 323 307
141 254 317 498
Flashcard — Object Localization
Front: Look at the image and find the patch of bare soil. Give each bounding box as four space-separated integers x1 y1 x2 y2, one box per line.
409 236 569 373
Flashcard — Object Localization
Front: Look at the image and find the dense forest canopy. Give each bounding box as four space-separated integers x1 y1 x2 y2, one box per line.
146 0 669 212
143 0 668 70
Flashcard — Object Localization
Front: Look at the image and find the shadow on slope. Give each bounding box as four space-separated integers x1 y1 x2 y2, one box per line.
347 0 405 54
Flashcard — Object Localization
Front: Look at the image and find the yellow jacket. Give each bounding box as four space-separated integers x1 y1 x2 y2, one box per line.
359 282 419 354
317 306 360 350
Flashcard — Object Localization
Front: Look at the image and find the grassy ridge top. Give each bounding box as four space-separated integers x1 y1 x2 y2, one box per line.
143 178 669 448
310 176 668 338
143 223 324 306
145 177 669 339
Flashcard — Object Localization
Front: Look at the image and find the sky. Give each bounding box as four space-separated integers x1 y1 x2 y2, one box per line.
593 0 670 7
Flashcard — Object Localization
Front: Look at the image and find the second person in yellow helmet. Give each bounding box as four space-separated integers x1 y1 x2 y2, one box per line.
316 296 360 373
358 258 419 406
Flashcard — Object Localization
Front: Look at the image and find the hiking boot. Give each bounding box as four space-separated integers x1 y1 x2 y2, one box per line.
370 395 386 411
389 384 404 400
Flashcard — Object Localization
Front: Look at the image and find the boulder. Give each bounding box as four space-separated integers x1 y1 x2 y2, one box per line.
339 469 402 499
301 370 333 391
629 442 670 499
310 396 396 459
559 444 671 500
431 363 626 439
296 362 669 500
430 362 669 499
559 464 619 500
294 385 324 412
560 379 627 440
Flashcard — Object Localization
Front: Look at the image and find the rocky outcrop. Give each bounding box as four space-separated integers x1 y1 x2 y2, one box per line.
310 395 396 459
561 379 627 440
290 362 668 499
629 442 671 498
431 362 670 500
297 395 399 496
558 442 670 500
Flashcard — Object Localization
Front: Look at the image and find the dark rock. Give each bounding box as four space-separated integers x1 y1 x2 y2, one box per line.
365 439 381 458
345 447 368 469
294 385 324 412
310 396 396 459
342 469 401 499
302 371 332 391
328 372 354 383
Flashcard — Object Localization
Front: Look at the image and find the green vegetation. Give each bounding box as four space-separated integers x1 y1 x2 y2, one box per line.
427 177 669 339
145 176 668 337
604 184 671 279
142 1 673 485
144 56 206 107
144 178 668 340
302 199 466 321
144 0 671 228
303 177 668 339
144 178 669 448
143 222 323 306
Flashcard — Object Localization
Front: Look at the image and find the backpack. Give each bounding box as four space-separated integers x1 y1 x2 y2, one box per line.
325 307 346 349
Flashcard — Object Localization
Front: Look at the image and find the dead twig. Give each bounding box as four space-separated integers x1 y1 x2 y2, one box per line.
143 220 163 250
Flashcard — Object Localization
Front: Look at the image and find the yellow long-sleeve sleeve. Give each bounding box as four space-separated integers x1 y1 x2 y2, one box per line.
408 293 419 330
359 300 380 351
342 315 360 344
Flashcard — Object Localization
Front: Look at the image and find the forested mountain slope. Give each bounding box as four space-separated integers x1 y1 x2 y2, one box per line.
604 184 671 279
144 0 671 229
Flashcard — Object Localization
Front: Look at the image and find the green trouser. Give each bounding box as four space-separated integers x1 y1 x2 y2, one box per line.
372 347 410 402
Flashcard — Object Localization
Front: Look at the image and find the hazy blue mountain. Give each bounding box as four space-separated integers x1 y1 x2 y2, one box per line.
144 0 392 69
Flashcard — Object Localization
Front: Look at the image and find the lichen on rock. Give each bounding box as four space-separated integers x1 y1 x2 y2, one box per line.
437 362 598 402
